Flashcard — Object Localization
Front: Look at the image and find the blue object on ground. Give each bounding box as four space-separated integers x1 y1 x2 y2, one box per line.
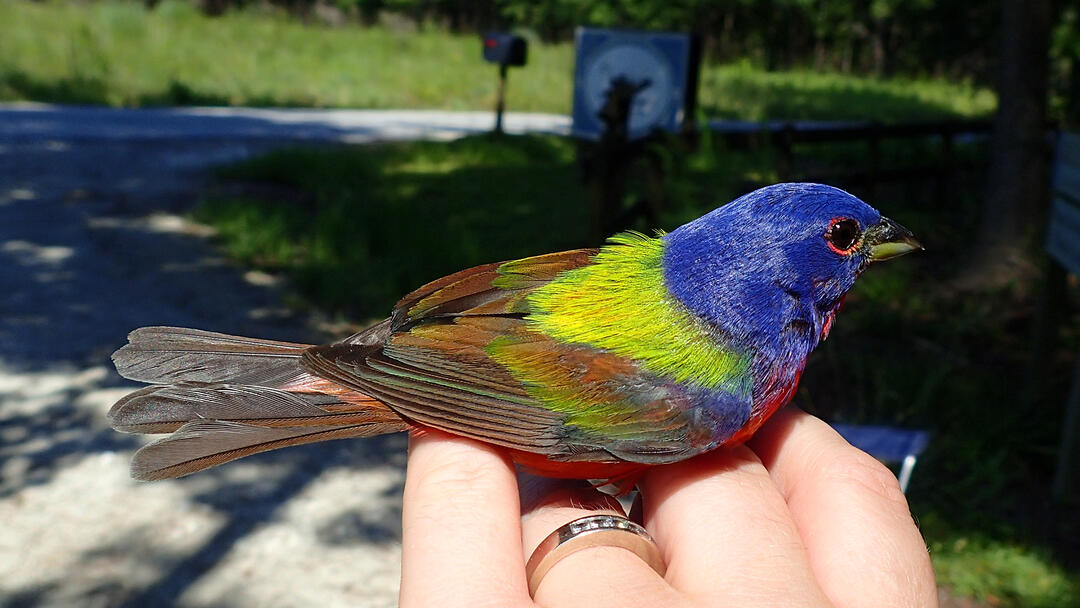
830 424 931 494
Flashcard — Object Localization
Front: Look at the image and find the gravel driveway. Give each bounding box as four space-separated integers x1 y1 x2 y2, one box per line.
0 105 569 607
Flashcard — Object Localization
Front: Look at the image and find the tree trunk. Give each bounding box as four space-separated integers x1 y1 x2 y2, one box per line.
814 38 826 71
964 0 1052 285
720 12 735 61
871 19 886 76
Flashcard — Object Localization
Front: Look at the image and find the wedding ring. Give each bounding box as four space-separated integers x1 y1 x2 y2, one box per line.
524 514 666 596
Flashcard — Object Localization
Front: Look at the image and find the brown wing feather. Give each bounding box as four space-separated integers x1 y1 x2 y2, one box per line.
391 249 598 326
301 317 711 463
302 340 565 451
294 248 720 465
297 252 598 456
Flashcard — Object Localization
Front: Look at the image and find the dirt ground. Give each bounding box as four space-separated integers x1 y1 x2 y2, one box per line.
0 133 407 607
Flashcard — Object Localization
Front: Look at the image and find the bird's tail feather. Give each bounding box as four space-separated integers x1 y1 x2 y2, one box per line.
128 419 404 481
112 326 313 387
108 383 398 434
109 326 407 480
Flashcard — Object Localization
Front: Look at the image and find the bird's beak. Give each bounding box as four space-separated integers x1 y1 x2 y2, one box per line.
864 217 923 262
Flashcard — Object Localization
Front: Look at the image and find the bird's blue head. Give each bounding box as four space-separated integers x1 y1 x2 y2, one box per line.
662 183 920 358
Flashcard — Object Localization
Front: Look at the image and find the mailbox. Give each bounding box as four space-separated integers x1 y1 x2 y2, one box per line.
482 32 527 67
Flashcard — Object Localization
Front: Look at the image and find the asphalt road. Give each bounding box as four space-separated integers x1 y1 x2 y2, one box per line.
0 104 567 608
1 103 570 143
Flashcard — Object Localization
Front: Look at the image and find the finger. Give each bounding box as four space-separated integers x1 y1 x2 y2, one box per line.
518 475 684 608
639 446 832 606
399 430 531 608
749 408 938 608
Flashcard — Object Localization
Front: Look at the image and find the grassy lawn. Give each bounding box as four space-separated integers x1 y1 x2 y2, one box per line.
1 0 995 122
195 133 1079 607
199 136 589 314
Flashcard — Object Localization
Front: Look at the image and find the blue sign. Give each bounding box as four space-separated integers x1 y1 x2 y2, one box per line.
572 28 697 140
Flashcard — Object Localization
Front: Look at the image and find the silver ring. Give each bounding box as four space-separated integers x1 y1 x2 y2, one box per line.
524 514 666 596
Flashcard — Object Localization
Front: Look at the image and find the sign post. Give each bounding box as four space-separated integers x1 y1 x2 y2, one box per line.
481 32 528 135
571 28 701 241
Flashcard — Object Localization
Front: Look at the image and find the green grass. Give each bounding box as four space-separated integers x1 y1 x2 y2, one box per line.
0 0 573 110
1 0 996 122
700 60 997 122
195 133 1080 606
196 133 780 315
925 515 1079 608
196 135 588 314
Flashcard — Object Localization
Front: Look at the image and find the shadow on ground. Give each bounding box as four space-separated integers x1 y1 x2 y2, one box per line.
0 135 406 607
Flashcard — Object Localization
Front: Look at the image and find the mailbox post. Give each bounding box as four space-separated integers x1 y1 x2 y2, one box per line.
481 32 527 134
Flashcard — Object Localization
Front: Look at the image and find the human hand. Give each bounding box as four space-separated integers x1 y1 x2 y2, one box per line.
399 408 937 607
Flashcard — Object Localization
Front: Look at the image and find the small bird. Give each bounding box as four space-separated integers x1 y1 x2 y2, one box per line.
109 183 921 485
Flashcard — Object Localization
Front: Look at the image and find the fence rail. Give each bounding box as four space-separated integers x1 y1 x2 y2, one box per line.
705 118 993 197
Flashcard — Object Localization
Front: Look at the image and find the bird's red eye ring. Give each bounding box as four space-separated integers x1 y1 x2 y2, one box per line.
826 218 861 254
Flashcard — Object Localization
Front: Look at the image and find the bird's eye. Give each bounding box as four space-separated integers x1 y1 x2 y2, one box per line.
826 218 860 254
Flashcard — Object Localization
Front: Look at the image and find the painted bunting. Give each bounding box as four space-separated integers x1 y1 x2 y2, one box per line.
109 183 921 485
